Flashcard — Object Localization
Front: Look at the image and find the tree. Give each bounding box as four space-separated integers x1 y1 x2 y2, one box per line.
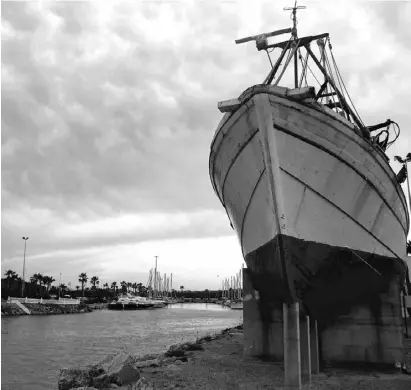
60 283 67 295
103 282 109 290
78 273 88 297
120 281 127 294
4 269 18 289
111 282 117 296
90 276 99 289
76 285 80 291
43 276 55 293
180 285 184 297
407 240 411 255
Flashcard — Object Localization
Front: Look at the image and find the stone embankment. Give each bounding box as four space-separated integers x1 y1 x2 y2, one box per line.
1 302 92 316
58 327 241 390
59 324 411 390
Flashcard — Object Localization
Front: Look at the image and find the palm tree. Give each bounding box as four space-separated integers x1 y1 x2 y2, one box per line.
59 283 67 296
127 282 132 293
4 270 18 289
75 285 80 291
78 273 88 297
90 276 99 289
120 281 127 294
43 276 55 294
180 285 184 297
111 282 118 296
103 282 109 290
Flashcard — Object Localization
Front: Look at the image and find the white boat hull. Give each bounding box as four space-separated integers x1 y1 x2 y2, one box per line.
210 86 408 307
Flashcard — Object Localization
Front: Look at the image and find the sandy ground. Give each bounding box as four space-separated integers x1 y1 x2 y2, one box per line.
140 328 411 390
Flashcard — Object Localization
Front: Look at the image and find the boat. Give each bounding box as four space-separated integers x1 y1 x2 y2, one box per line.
209 2 409 364
108 295 154 310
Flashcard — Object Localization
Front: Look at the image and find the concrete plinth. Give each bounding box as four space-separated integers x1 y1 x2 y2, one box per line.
243 268 283 358
321 273 404 367
300 315 311 382
284 302 301 389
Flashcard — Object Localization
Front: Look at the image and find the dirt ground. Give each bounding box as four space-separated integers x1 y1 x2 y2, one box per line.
140 329 411 390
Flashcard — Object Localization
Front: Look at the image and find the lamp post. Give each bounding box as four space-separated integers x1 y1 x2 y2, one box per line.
58 273 62 298
21 237 29 297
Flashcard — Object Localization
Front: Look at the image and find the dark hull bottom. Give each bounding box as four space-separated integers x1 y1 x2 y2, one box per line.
243 234 406 367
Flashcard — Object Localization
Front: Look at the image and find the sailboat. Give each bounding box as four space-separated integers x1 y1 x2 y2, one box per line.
209 2 409 365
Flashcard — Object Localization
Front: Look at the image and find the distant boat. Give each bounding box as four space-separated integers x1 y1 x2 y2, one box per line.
108 295 154 311
209 4 409 317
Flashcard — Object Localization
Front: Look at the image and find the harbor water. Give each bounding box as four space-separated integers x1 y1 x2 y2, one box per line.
1 303 242 390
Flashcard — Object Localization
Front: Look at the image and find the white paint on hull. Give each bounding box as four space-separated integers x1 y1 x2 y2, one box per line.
210 91 408 261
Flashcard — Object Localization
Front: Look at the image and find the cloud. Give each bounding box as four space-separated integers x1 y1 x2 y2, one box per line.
2 0 410 288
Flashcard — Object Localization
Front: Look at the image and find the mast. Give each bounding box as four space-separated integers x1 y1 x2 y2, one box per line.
154 256 158 299
284 1 306 88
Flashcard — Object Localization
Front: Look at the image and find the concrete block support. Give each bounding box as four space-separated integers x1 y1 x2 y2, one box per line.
284 302 301 389
321 274 404 366
300 315 311 382
310 319 320 374
243 269 283 358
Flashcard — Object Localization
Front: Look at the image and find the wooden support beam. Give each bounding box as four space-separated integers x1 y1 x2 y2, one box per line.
218 99 241 113
319 92 337 98
266 33 329 50
264 40 292 85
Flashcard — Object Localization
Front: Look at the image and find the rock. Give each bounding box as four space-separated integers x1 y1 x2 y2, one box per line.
110 384 119 388
68 388 98 390
135 359 160 368
135 353 159 361
128 377 155 390
99 352 141 385
162 357 177 364
174 360 183 366
58 368 90 390
91 373 111 388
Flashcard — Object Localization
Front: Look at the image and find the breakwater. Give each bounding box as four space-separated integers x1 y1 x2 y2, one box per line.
1 302 92 316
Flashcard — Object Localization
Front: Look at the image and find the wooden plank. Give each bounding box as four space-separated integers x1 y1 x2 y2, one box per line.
218 99 241 113
287 86 316 101
266 33 329 50
235 28 292 44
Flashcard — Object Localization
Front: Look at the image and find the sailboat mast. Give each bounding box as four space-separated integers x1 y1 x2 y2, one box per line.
154 256 158 299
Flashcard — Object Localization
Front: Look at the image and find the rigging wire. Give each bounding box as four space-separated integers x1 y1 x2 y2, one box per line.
327 38 364 127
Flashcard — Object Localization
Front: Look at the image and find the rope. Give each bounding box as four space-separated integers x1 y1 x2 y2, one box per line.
327 38 365 127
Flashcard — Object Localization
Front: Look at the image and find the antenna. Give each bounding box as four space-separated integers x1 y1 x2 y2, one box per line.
284 1 306 39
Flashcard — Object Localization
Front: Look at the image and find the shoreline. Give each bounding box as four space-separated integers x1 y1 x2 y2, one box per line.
1 301 95 316
58 324 411 389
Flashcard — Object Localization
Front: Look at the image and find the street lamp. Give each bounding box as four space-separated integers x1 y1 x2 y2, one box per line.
21 237 29 297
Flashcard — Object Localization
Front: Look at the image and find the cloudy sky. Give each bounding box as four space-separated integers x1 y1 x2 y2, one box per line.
1 0 410 290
